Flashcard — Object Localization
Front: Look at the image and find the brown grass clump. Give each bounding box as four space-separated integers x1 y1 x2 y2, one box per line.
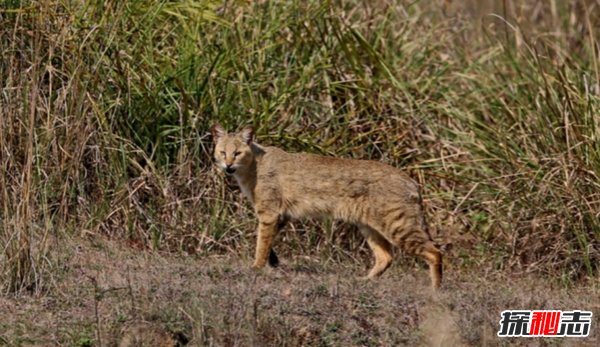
118 321 186 347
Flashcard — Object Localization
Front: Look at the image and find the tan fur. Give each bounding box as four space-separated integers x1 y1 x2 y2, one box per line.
212 124 442 289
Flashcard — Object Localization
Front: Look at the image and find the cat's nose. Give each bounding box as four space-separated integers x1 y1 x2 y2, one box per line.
225 165 236 174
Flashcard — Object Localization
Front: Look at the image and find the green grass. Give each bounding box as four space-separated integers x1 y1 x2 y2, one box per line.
1 0 599 293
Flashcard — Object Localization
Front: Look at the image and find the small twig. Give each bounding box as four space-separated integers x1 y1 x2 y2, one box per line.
87 275 129 347
126 269 138 319
87 275 102 347
452 183 479 214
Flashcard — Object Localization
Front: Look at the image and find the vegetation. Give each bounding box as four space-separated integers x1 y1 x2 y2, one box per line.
1 0 599 344
1 0 599 323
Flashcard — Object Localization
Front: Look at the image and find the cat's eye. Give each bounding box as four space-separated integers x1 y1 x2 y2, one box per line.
220 151 226 156
233 151 241 157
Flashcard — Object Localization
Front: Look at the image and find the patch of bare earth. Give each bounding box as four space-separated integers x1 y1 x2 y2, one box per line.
0 237 598 346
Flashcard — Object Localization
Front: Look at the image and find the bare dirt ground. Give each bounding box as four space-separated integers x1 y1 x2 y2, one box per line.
1 237 598 346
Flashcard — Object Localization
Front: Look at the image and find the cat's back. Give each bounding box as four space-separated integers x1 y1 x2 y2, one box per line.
256 146 418 197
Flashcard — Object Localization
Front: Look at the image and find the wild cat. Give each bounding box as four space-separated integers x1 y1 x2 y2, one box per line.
211 124 442 289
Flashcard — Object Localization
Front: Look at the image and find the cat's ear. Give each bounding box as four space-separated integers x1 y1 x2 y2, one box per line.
240 126 255 144
211 124 226 143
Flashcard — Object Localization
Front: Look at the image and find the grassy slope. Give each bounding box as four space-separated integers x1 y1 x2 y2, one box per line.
1 238 598 346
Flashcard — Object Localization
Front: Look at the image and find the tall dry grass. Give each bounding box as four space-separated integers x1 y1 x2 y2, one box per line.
1 0 599 293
